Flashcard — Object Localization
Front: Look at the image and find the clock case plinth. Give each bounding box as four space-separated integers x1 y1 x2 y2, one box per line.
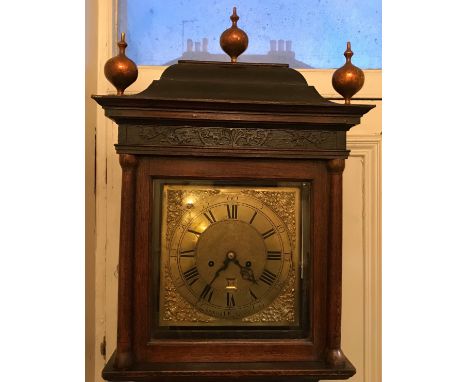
93 60 374 382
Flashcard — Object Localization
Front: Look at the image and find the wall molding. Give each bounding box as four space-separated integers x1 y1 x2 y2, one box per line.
348 134 382 382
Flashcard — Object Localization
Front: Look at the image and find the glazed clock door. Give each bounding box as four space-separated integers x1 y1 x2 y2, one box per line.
131 156 328 360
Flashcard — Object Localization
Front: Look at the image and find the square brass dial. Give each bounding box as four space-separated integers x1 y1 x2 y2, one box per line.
157 182 303 327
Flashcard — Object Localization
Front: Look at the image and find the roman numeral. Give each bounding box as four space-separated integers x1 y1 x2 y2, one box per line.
226 292 236 307
187 229 202 237
259 269 277 286
183 266 200 285
249 211 257 224
266 251 282 260
262 228 276 239
226 204 238 219
199 284 214 302
203 210 216 224
179 249 195 258
249 288 258 301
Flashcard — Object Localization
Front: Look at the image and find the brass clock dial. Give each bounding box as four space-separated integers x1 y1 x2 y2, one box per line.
159 184 301 326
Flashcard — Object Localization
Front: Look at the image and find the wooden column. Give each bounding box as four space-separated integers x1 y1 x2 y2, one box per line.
114 154 138 370
326 158 346 366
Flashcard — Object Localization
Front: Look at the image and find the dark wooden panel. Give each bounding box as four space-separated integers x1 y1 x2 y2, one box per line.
325 159 346 366
122 124 344 150
103 351 356 382
114 154 138 370
115 144 350 160
105 106 364 126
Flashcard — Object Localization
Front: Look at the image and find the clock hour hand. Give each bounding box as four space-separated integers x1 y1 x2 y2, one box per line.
233 259 258 284
208 257 230 286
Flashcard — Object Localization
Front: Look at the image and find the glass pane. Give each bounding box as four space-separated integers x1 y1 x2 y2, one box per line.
118 0 381 69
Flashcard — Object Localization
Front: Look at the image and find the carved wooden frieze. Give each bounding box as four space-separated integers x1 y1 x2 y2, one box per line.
119 124 345 151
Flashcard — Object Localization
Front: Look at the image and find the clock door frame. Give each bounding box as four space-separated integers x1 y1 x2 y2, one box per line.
129 155 329 363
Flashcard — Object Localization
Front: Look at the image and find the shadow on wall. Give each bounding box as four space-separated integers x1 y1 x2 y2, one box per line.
164 38 312 68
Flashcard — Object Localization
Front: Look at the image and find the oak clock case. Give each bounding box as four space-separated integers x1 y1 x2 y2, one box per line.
93 59 374 382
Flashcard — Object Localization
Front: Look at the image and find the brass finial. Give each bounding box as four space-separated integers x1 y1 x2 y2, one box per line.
117 32 128 52
344 41 353 61
104 32 138 95
220 7 249 63
332 42 365 104
230 7 240 24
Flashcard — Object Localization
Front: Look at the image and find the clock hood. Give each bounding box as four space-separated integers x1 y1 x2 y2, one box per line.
92 60 374 123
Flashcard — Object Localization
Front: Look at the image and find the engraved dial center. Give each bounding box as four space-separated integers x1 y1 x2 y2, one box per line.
196 220 267 287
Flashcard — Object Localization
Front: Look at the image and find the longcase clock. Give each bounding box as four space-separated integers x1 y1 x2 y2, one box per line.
93 20 374 382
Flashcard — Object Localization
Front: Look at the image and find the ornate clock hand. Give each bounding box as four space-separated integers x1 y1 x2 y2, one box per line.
208 257 231 285
233 259 258 284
